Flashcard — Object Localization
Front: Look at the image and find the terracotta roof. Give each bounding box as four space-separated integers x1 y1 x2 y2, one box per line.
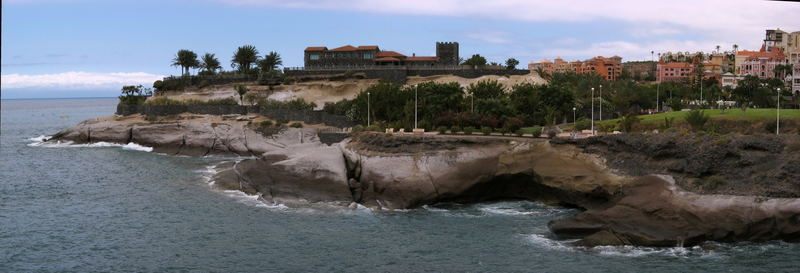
658 62 693 68
375 57 401 62
357 45 379 50
406 56 438 61
305 46 327 52
329 45 358 52
376 51 406 58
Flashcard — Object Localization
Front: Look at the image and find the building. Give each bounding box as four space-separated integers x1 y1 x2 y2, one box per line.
656 60 719 83
528 57 573 75
622 61 656 81
721 72 744 89
573 56 623 80
764 29 800 52
738 45 787 79
789 48 800 95
303 42 459 68
657 61 694 82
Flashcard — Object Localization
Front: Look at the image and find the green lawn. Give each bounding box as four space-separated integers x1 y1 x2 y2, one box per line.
520 108 800 133
600 108 800 127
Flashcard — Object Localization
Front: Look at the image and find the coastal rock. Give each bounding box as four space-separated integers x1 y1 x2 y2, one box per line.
214 131 353 206
339 134 628 210
548 175 800 247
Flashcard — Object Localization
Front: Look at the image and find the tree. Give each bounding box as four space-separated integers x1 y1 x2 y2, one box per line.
199 53 221 74
534 66 551 81
505 58 519 70
467 80 505 100
231 45 260 73
258 51 283 72
171 49 199 76
462 54 487 67
236 85 248 104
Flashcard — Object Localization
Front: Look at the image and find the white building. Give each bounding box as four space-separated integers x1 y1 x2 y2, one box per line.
789 48 800 95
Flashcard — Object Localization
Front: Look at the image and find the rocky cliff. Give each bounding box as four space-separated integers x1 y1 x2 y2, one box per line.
49 115 800 247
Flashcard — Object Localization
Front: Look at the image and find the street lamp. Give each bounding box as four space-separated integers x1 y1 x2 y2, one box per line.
591 87 595 136
777 87 781 135
414 84 418 129
367 92 371 127
599 84 603 121
572 107 576 125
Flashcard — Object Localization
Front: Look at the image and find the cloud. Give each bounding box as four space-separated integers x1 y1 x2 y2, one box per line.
1 71 164 90
213 0 799 48
466 31 512 44
538 40 722 62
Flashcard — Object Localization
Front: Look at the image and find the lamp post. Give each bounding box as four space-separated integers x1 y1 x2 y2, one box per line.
367 92 371 127
470 93 474 113
591 87 595 136
777 87 781 135
572 107 576 124
599 84 603 121
414 84 418 129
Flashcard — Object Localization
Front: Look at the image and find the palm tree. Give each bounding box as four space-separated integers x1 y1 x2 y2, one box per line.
171 49 199 76
231 45 259 73
257 51 283 72
715 45 721 54
235 85 248 104
533 66 550 81
200 53 221 73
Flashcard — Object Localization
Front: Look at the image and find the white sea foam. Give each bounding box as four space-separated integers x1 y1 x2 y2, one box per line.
121 142 153 152
524 234 577 252
27 136 153 152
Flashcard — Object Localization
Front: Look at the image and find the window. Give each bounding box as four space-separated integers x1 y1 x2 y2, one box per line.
363 52 373 59
309 54 320 60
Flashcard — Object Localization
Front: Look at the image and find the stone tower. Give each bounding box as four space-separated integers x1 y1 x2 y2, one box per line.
436 42 459 66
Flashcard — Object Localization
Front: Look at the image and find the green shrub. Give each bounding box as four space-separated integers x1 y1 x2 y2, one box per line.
599 123 617 133
260 120 273 127
574 117 591 131
662 117 675 129
418 120 432 131
257 98 316 110
481 126 492 135
437 126 449 134
694 175 727 191
352 125 365 133
515 129 524 137
618 113 641 133
685 110 709 132
668 98 684 111
144 97 183 106
463 126 475 135
204 98 240 105
290 122 303 128
530 127 542 137
365 125 381 132
450 126 462 134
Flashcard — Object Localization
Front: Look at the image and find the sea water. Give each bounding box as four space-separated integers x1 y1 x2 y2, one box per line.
2 98 798 272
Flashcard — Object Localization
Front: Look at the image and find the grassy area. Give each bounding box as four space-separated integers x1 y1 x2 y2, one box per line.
520 109 800 133
599 109 800 127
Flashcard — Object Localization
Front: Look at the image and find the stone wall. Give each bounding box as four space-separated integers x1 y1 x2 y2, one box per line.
116 104 355 128
284 67 531 83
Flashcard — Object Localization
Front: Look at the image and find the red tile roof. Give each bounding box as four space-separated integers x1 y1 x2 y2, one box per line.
375 57 401 62
357 45 379 50
304 46 327 52
405 56 438 61
329 45 358 52
376 51 406 57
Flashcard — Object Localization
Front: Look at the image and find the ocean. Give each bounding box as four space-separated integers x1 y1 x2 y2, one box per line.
1 98 798 272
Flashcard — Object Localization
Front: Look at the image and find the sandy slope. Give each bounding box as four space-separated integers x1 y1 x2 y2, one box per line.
153 72 546 109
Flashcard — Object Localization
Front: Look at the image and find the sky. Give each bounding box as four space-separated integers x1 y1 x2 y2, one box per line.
2 0 799 98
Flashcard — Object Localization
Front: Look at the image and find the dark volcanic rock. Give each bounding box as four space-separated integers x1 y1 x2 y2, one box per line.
549 175 800 247
552 134 800 198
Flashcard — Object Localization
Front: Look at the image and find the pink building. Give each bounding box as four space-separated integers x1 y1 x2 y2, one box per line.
739 45 787 79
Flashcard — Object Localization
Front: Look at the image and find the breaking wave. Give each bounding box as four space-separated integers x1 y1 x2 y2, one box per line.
27 135 152 152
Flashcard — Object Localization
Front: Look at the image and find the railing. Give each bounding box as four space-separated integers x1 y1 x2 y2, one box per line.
284 65 510 72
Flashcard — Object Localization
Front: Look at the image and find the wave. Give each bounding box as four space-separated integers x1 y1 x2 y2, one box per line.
27 135 153 152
